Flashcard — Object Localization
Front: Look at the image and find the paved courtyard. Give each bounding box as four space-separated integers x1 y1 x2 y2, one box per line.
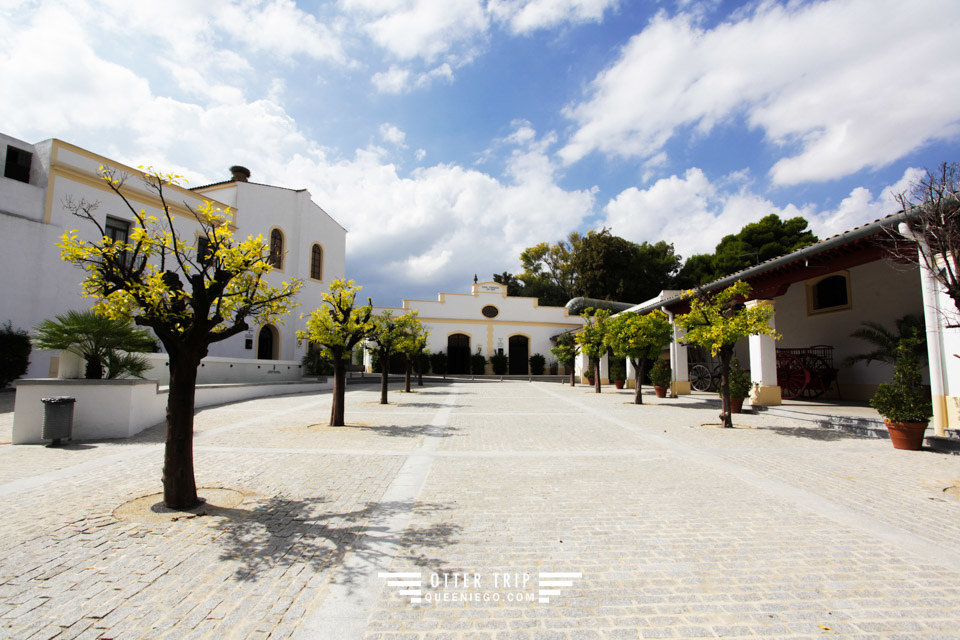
2 380 960 639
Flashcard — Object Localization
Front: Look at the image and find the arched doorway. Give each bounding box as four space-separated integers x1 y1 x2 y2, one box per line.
447 333 470 374
257 325 279 360
509 335 529 375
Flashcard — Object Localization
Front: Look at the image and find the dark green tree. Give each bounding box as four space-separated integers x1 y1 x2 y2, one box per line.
0 322 32 388
713 214 818 277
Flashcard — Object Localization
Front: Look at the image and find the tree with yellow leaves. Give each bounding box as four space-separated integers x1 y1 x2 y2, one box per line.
575 308 612 393
59 166 303 509
675 281 778 428
298 279 373 424
605 310 672 405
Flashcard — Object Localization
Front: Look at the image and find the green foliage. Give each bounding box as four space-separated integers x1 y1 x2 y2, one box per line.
492 272 524 296
604 310 672 363
299 280 373 362
470 348 487 375
490 352 508 375
301 348 334 376
675 253 717 288
367 310 422 364
608 357 627 381
516 232 582 305
529 353 546 375
727 357 751 398
674 282 778 356
33 310 156 379
713 214 818 277
583 364 595 380
429 351 448 375
0 321 32 388
648 359 671 387
842 315 926 368
550 332 577 366
869 340 933 423
575 308 612 360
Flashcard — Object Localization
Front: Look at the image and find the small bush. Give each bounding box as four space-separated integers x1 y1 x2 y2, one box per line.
727 357 751 398
301 348 334 376
470 348 487 375
529 353 545 375
490 352 508 375
0 322 32 388
429 351 448 375
608 358 626 381
648 359 671 387
870 340 933 423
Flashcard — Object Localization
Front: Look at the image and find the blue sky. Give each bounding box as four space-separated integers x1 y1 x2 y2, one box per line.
2 0 959 306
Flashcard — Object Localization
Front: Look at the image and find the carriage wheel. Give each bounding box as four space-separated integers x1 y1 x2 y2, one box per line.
689 364 713 392
800 356 831 398
777 353 809 400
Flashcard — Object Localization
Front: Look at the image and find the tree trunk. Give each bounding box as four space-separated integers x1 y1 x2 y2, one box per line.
569 365 575 387
594 358 601 393
380 353 389 404
633 359 644 405
718 347 733 428
404 359 412 392
163 352 200 509
331 357 347 426
417 359 424 386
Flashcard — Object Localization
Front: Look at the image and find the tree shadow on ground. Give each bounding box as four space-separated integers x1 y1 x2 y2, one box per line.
351 423 460 438
761 425 871 441
212 497 462 589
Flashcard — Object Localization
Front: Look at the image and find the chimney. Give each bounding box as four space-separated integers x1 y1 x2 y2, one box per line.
229 165 251 182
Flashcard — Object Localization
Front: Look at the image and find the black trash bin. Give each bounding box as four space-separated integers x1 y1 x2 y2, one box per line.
41 396 76 446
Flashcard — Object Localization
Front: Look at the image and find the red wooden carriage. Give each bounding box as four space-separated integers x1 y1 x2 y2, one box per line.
776 345 839 400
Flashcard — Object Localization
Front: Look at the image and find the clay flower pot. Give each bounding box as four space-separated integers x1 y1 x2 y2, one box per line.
653 386 668 398
614 379 625 389
885 420 928 451
730 397 745 413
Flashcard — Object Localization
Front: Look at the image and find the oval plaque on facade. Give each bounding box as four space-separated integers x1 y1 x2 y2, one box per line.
482 305 499 318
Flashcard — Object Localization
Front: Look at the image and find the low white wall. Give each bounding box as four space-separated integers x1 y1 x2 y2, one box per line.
12 378 331 444
142 353 305 385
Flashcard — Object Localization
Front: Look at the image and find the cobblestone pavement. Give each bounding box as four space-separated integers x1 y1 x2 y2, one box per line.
2 381 960 639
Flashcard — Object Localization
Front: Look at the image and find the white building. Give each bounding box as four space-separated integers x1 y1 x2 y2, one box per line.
1 133 345 379
371 280 584 374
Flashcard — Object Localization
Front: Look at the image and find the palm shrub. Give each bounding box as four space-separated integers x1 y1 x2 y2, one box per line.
529 353 545 375
490 352 508 375
0 322 32 388
33 310 156 379
869 339 933 423
470 348 487 375
842 315 926 367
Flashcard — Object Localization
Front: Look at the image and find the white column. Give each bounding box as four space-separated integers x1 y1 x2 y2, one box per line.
747 299 781 406
667 310 690 395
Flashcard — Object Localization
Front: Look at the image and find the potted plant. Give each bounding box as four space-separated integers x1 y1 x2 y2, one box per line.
869 340 933 450
649 359 671 398
609 358 627 389
582 361 595 386
529 353 546 376
727 357 751 413
490 352 508 375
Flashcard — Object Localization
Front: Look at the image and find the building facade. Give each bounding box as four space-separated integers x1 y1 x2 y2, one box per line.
1 133 345 379
370 281 584 374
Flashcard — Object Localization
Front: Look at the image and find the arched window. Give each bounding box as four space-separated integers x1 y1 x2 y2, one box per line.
269 229 284 269
806 271 851 314
310 244 323 280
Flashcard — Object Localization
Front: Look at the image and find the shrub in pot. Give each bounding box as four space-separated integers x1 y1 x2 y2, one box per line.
429 351 447 376
529 353 546 375
490 352 508 375
726 357 751 413
869 340 933 450
470 348 487 375
649 359 671 398
609 358 627 389
582 363 595 385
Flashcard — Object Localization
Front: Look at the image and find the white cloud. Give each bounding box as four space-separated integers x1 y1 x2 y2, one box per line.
415 149 427 161
601 166 918 260
488 0 620 34
343 0 488 63
561 0 960 184
379 123 407 146
371 65 412 93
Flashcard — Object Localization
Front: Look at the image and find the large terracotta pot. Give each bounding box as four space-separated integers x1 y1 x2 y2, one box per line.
614 379 625 389
885 420 928 451
653 386 668 398
730 397 745 413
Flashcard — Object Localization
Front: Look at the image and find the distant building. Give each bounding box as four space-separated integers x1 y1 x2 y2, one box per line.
370 280 584 374
0 133 345 379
